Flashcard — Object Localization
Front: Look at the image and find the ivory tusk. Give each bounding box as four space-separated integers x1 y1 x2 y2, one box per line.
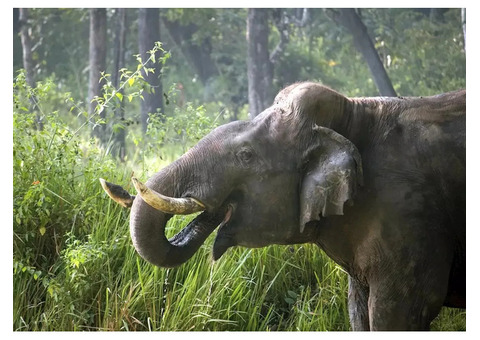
131 177 205 215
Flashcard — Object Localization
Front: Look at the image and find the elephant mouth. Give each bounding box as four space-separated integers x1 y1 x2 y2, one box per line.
212 203 236 260
171 200 235 261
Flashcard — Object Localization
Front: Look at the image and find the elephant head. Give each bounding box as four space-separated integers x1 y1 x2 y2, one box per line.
103 83 363 267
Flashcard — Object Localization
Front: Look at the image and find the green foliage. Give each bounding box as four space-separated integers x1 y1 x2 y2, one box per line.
89 42 170 133
13 71 131 330
14 8 465 126
146 99 219 154
272 9 465 97
364 8 466 96
159 9 248 110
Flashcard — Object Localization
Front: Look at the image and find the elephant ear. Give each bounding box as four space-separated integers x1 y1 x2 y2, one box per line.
299 126 363 232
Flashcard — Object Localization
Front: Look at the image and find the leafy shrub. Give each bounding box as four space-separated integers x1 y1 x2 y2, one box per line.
15 74 114 260
146 99 219 154
13 71 131 330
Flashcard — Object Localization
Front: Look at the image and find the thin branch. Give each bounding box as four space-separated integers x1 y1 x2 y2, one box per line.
68 48 160 143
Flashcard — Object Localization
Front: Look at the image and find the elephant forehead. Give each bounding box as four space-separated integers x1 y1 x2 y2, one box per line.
202 107 292 150
211 120 249 136
193 120 249 150
250 107 291 139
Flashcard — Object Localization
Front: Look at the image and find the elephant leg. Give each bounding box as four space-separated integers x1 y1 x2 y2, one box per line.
367 263 449 330
348 276 370 331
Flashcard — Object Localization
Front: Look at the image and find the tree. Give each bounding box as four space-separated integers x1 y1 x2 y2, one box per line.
247 9 273 119
19 9 35 93
461 8 466 51
328 8 397 97
270 9 309 64
138 8 163 133
19 8 42 129
88 8 107 141
246 9 311 119
112 8 127 161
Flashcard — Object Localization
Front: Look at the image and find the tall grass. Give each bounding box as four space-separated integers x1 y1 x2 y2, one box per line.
14 207 352 331
13 209 466 331
12 73 465 331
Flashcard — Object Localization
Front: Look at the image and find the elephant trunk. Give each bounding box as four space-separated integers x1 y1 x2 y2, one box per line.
128 160 223 268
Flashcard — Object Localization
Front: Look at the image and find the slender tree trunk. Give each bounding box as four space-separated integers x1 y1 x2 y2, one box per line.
269 9 289 64
247 8 273 119
269 9 309 64
138 8 163 134
112 8 127 161
19 8 42 129
332 9 397 97
88 8 107 141
461 8 466 51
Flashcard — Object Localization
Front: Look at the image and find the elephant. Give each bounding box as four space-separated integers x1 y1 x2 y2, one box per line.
101 82 465 331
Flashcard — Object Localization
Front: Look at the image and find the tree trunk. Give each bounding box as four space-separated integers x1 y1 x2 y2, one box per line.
333 9 397 97
247 8 273 119
19 8 42 129
461 8 466 51
269 8 309 64
138 8 164 134
112 8 127 161
88 8 107 141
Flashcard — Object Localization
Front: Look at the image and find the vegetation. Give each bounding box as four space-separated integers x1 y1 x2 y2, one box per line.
13 8 465 331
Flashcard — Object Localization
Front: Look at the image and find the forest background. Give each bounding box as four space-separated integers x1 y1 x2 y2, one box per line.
12 7 467 331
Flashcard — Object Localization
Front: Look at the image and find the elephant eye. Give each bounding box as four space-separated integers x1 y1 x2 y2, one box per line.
237 148 254 164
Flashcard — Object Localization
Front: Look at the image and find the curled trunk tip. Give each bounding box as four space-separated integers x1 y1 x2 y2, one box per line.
99 178 135 208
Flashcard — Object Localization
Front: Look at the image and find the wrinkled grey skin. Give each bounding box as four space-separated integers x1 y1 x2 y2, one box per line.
120 82 465 330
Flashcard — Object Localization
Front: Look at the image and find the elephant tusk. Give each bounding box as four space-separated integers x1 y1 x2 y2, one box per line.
131 177 206 215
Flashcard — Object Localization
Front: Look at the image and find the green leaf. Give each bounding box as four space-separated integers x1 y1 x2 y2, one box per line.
115 92 123 101
287 290 298 299
128 78 135 87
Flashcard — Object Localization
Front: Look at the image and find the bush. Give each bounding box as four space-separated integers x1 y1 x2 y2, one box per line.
13 71 131 330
